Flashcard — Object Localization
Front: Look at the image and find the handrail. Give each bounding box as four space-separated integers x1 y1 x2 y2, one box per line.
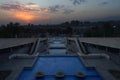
9 52 39 59
75 39 84 54
77 53 110 59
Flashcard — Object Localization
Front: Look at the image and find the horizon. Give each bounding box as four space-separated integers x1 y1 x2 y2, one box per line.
0 0 120 25
0 19 120 26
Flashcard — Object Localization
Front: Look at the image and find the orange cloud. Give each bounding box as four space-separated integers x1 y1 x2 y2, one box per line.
14 11 34 23
0 2 69 23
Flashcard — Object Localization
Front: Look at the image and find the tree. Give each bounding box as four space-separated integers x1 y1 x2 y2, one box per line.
71 20 79 26
65 26 73 37
102 22 114 37
0 22 21 38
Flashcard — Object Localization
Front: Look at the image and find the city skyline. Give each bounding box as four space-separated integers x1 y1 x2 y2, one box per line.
0 0 120 24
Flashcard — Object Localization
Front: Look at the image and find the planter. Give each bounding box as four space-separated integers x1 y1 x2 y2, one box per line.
55 72 65 78
35 72 44 78
76 72 86 78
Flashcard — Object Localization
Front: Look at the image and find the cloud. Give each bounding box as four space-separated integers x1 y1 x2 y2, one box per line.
70 0 85 5
63 9 74 14
0 2 42 12
48 5 74 14
48 5 64 13
100 2 108 5
0 3 21 10
0 3 74 15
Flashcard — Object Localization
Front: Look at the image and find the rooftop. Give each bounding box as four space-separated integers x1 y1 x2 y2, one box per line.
0 37 120 80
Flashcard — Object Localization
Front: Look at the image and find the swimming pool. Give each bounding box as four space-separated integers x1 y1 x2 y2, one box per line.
49 49 66 55
18 56 103 80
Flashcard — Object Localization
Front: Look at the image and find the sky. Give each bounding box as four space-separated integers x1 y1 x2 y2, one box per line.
0 0 120 24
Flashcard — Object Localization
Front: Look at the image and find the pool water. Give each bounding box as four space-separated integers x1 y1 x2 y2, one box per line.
18 56 103 80
49 42 65 48
49 38 66 55
49 49 66 55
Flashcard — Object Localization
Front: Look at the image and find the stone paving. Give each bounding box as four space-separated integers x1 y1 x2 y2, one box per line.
80 57 120 80
0 38 38 80
0 56 37 80
78 38 120 80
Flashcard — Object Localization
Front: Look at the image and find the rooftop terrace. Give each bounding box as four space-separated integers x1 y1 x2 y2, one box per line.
0 38 120 80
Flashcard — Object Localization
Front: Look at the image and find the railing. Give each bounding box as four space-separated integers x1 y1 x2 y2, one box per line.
77 53 110 59
9 52 39 59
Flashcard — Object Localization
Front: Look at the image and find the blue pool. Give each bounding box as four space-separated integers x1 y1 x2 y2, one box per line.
18 56 103 80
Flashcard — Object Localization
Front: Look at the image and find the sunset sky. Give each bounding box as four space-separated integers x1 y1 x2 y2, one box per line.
0 0 120 24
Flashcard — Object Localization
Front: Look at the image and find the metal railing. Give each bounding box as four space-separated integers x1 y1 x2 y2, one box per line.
77 53 110 59
9 52 39 59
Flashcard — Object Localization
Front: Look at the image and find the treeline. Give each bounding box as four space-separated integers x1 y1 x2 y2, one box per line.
0 22 20 38
0 20 120 38
84 22 120 37
0 22 73 37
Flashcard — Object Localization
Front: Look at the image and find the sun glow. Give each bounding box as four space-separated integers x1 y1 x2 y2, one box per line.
15 11 34 23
